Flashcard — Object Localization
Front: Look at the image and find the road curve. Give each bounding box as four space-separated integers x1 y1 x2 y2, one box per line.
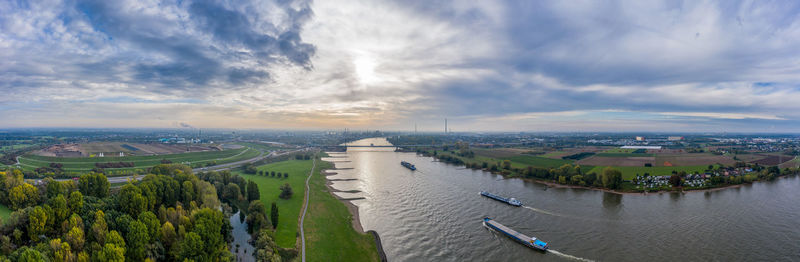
300 156 317 262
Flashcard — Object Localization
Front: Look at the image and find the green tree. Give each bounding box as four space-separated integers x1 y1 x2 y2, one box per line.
502 160 512 170
126 221 150 261
246 201 269 233
279 183 293 199
28 206 48 240
9 183 39 210
78 172 110 198
160 221 176 249
107 230 125 249
96 243 125 262
192 208 225 257
223 183 241 201
66 226 85 251
601 167 623 189
138 211 161 241
91 210 108 245
181 181 195 203
119 184 147 217
180 232 203 260
17 247 46 262
46 179 66 199
247 180 260 202
68 191 83 214
51 194 69 225
270 202 279 230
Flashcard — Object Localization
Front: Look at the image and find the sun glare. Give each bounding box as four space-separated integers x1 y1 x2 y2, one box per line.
354 54 379 84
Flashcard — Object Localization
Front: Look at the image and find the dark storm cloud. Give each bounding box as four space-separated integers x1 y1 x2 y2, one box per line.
1 0 316 95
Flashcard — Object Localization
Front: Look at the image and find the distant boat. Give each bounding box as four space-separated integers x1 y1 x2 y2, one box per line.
401 161 417 171
479 191 522 206
484 217 548 251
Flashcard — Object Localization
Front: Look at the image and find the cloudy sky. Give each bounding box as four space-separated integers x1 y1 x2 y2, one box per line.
2 0 800 132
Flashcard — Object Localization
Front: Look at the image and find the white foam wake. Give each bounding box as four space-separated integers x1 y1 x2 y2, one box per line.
548 249 595 262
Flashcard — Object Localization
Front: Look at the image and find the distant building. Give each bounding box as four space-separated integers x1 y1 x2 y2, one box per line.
621 145 662 149
636 136 645 141
668 136 684 141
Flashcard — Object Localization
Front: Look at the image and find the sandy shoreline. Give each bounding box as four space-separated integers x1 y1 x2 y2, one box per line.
322 169 365 233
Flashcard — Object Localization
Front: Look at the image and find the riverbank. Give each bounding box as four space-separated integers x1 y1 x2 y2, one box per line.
304 158 380 261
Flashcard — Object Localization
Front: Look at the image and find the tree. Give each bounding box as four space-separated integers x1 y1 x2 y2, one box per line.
96 243 125 262
284 173 289 179
91 210 108 245
279 183 293 199
107 230 125 249
51 194 69 225
270 171 275 177
223 183 241 201
247 180 260 202
502 160 512 170
66 226 85 251
50 239 72 262
601 167 623 189
9 183 39 210
191 208 226 258
119 184 147 217
28 206 48 240
180 232 203 260
160 222 176 249
46 179 66 199
246 201 269 233
78 172 110 198
17 247 46 262
138 211 161 241
270 202 279 229
181 180 195 204
669 174 682 187
126 220 150 261
68 191 83 214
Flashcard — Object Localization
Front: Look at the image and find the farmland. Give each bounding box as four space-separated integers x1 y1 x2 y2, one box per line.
16 146 260 171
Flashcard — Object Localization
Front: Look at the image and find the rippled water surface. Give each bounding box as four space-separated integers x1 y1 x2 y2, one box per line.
324 138 800 261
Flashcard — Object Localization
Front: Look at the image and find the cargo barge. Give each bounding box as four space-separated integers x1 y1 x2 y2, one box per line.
483 217 548 251
479 191 522 206
401 161 416 171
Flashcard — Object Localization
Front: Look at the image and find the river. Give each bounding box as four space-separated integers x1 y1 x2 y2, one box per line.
323 138 800 261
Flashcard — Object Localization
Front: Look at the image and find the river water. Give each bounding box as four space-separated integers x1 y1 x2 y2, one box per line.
323 138 800 261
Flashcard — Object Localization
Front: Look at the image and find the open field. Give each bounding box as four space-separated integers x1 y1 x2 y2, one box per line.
748 154 794 166
595 152 655 157
472 147 536 158
17 147 258 171
236 160 313 248
779 157 800 169
0 204 11 223
587 165 708 180
235 142 285 152
36 142 215 157
578 156 655 166
540 151 566 158
507 155 573 168
654 154 735 166
603 148 637 153
306 159 379 261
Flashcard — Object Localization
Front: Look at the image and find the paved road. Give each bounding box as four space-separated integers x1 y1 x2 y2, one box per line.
300 155 317 262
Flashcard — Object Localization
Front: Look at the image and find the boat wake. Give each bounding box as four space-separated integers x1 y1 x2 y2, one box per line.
548 249 595 262
522 206 565 217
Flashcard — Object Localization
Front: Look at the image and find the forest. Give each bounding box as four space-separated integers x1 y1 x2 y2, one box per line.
0 164 282 261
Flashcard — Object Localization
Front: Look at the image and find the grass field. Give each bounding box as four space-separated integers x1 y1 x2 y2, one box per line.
603 148 636 153
0 204 11 223
595 152 654 157
235 142 284 152
237 160 313 248
540 151 566 158
587 165 708 180
17 147 259 171
305 159 379 262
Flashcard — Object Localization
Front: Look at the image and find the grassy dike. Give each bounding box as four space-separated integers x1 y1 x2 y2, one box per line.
305 158 380 262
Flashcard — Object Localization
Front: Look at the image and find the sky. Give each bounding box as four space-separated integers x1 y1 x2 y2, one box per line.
2 0 800 132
